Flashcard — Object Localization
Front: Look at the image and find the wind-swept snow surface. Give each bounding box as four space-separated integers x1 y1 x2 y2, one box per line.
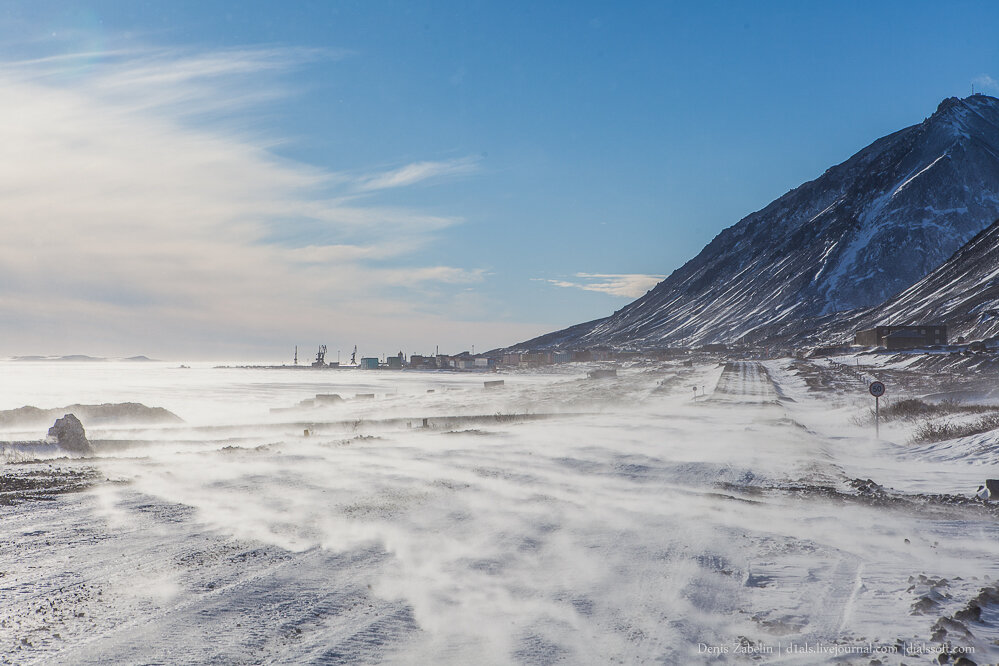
2 360 998 664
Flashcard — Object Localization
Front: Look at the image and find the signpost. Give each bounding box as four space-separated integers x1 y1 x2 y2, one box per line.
869 381 886 438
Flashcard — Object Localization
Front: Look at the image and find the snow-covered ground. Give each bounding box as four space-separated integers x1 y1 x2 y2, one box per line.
1 359 998 664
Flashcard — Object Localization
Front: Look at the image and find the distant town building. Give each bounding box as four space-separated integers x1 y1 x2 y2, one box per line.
409 354 434 368
502 353 522 366
359 357 380 369
854 325 947 349
524 352 554 366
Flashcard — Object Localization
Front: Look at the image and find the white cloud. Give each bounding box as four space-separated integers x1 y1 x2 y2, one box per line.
0 45 546 358
542 273 665 298
973 74 999 94
384 266 486 285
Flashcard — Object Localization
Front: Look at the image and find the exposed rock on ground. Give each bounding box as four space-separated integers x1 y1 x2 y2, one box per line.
47 414 92 455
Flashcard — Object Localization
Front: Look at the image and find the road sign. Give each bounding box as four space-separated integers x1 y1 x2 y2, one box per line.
869 381 886 439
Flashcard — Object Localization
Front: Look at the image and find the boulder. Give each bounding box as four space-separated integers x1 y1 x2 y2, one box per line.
47 413 92 455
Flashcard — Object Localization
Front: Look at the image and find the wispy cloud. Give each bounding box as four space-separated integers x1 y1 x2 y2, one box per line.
390 266 486 285
0 45 545 357
973 74 999 94
354 157 480 192
541 273 664 298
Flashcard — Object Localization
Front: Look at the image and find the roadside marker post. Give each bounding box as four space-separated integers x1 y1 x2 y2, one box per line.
869 381 886 438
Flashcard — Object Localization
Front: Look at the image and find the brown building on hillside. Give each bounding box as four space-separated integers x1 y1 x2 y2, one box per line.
854 325 947 349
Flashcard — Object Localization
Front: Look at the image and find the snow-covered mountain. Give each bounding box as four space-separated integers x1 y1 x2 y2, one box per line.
517 95 999 351
811 216 999 346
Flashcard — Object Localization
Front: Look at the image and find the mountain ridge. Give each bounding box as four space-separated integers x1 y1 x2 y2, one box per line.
512 94 999 351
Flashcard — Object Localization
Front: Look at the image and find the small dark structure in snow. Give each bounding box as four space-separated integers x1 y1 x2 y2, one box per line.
588 369 617 379
854 325 947 349
977 479 999 500
47 413 92 455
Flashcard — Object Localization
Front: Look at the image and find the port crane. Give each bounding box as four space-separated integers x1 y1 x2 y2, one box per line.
312 345 327 367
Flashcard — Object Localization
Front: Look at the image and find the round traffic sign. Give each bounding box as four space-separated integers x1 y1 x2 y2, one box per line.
869 381 885 397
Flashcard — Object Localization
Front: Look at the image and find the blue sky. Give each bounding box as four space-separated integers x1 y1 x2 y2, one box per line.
1 2 997 359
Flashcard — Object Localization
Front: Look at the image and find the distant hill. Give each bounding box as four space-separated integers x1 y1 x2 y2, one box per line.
0 403 183 429
8 355 160 362
511 95 999 351
12 355 107 362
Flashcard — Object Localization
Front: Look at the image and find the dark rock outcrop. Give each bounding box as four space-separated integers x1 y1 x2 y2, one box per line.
47 414 92 455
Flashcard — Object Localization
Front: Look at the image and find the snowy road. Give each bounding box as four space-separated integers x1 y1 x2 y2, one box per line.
2 360 999 664
711 361 780 404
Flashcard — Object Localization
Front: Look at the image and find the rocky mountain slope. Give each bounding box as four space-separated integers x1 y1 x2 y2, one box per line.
811 216 999 346
516 95 999 350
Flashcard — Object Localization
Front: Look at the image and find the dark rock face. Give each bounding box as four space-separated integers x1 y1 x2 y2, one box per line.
515 95 999 351
47 414 92 455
